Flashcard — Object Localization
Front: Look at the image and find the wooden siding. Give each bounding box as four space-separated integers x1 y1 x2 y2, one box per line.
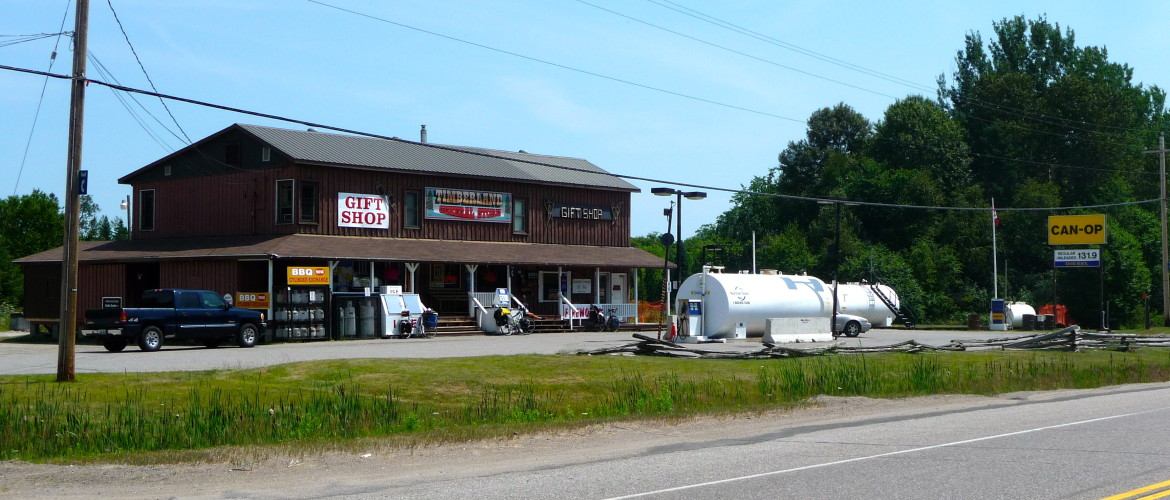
160 260 238 294
131 163 632 246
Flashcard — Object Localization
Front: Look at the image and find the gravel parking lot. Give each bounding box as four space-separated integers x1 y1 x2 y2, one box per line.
0 327 1030 375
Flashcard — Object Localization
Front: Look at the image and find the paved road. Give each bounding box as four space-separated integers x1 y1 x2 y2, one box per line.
342 383 1170 500
0 327 1069 375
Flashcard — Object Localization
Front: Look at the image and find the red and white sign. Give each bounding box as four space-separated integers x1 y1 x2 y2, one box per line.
561 304 591 321
338 192 389 229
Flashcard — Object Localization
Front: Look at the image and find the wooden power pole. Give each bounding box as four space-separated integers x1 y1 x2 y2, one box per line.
57 0 89 382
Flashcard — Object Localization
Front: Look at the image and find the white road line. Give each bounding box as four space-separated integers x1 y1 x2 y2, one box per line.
604 405 1170 500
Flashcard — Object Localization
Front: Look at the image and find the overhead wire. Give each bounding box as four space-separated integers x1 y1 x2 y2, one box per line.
105 0 192 144
304 1 1156 178
0 61 1155 215
11 0 71 195
655 0 1155 137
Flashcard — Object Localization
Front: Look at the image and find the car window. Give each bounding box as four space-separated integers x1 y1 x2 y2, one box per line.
176 292 201 309
200 292 227 309
141 290 174 308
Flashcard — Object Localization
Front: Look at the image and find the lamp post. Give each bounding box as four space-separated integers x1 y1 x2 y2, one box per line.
651 187 706 305
817 198 858 335
119 195 131 240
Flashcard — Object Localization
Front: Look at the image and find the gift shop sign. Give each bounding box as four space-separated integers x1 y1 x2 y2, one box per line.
425 188 511 223
338 193 389 229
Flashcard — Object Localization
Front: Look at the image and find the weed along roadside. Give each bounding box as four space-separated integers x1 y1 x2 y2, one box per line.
4 349 1170 462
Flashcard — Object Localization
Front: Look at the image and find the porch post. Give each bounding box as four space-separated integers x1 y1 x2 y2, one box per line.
594 267 601 305
405 263 419 293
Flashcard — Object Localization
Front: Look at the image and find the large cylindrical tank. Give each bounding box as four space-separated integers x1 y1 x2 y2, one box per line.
676 273 834 337
836 283 900 327
1006 302 1035 328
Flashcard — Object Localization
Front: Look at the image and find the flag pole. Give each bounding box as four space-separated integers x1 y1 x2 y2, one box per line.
992 198 999 300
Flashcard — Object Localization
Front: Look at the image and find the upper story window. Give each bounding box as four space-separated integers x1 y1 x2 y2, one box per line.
139 189 156 231
299 181 319 223
404 189 421 229
261 146 271 162
512 197 527 234
276 179 294 224
225 142 241 167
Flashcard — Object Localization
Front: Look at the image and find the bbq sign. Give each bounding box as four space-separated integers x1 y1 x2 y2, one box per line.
1048 214 1106 245
338 192 390 229
425 187 511 223
287 266 330 285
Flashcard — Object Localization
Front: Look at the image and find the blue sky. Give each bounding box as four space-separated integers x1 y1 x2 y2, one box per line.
2 1 1169 239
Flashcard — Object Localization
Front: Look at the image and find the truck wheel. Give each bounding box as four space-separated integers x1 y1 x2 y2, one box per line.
102 338 128 352
843 321 862 338
236 323 258 348
138 326 163 352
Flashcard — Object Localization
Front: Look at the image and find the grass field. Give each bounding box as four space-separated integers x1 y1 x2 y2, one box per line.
4 349 1170 463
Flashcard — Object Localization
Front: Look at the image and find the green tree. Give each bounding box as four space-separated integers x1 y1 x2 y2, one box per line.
0 190 64 306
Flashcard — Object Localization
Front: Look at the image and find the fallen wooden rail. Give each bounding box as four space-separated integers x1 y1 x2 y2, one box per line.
577 326 1170 359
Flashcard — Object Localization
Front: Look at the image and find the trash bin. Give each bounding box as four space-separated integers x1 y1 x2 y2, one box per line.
1034 314 1048 330
9 313 28 332
967 313 982 330
422 310 439 329
1043 314 1056 330
1021 314 1036 331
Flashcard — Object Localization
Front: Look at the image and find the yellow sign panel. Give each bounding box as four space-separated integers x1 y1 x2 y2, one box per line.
235 292 270 309
1048 214 1106 245
287 266 330 285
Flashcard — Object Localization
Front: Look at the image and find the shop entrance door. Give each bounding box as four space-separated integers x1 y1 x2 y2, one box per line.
610 273 627 304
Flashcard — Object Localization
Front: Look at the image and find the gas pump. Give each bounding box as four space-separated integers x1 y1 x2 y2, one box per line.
676 299 711 343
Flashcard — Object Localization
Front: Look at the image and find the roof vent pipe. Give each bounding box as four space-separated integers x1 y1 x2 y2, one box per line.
420 124 427 144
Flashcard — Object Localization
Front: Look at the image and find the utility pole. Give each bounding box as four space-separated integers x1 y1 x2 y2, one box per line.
57 0 89 382
1147 133 1169 327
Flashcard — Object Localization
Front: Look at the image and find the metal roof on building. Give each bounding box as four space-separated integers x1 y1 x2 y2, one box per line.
14 234 672 269
236 124 639 191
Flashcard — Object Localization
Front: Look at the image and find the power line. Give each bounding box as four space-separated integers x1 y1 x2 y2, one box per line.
12 0 71 195
0 61 1154 215
304 0 806 124
105 0 191 144
305 1 1151 176
573 0 901 101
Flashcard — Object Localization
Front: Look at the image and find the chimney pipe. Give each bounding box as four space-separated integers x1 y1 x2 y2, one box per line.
420 124 427 144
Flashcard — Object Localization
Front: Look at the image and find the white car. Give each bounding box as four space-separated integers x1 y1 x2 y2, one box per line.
836 314 872 337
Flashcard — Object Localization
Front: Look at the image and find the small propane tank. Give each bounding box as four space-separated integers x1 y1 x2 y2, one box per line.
359 299 375 338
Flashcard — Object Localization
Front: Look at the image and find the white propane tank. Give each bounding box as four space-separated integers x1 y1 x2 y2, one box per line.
1006 302 1035 328
836 283 900 327
359 299 376 338
342 303 356 337
675 272 834 337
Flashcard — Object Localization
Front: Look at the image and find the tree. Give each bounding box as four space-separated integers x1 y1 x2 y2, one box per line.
0 190 64 306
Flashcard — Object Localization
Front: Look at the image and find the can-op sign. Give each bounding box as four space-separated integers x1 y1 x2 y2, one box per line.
1048 214 1106 245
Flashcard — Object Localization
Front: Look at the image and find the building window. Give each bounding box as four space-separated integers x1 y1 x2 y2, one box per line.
276 179 294 224
299 180 319 223
261 146 271 162
404 189 421 229
139 189 156 231
225 141 241 167
512 197 527 234
538 271 568 303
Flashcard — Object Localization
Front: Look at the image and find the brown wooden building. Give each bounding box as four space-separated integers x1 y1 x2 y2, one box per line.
17 124 668 338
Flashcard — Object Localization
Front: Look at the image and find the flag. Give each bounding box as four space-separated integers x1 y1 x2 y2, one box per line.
992 201 1000 226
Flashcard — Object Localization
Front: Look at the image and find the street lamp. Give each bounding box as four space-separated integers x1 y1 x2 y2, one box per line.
119 195 131 240
651 187 706 301
817 198 859 335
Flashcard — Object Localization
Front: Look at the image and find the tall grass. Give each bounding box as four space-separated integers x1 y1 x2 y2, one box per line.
3 350 1170 461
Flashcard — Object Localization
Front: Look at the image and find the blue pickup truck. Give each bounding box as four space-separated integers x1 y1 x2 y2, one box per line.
83 289 266 352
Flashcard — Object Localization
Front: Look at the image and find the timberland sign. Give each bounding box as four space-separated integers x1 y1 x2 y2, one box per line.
1048 214 1106 245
